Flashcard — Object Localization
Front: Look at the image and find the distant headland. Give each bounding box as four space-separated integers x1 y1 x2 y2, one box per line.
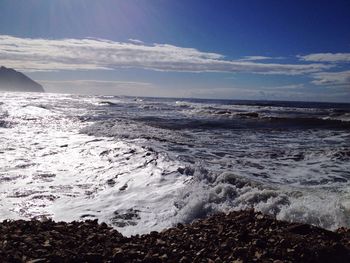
0 66 44 92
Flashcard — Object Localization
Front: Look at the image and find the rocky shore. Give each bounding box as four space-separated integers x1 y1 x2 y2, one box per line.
0 210 349 262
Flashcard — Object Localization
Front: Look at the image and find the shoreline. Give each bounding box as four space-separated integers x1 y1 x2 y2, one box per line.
1 210 349 262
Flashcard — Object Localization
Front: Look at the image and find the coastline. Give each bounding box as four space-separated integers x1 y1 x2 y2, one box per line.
1 210 349 263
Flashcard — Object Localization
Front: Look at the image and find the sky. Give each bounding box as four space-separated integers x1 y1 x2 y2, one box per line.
0 0 350 102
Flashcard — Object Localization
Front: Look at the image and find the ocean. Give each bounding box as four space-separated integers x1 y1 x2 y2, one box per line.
0 92 349 236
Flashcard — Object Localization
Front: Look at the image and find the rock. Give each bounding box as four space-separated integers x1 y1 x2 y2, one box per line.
179 256 190 263
113 252 125 261
106 179 116 186
177 223 185 229
119 183 128 191
83 253 103 262
156 238 166 245
252 239 266 248
26 259 47 263
287 223 313 235
0 210 349 262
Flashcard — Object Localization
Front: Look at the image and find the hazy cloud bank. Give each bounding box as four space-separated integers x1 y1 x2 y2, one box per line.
40 79 157 96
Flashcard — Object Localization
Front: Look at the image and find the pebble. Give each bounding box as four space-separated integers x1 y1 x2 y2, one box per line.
0 210 348 262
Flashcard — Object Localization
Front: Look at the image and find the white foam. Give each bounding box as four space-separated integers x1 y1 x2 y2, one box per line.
1 92 349 236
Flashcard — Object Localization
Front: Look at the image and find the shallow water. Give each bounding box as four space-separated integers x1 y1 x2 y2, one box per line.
1 92 350 235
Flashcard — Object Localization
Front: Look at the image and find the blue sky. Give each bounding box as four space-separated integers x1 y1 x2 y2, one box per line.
0 0 349 102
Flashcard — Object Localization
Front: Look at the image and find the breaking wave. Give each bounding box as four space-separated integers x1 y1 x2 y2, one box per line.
1 92 350 236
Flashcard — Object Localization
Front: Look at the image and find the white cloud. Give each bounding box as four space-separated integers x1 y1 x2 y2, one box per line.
128 39 144 44
238 56 285 61
299 53 350 63
0 35 330 75
262 84 305 90
238 56 272 61
311 70 350 86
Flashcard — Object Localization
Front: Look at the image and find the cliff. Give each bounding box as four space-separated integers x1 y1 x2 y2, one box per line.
0 66 44 92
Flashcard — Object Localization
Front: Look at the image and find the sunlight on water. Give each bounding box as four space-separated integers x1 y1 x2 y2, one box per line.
1 92 350 235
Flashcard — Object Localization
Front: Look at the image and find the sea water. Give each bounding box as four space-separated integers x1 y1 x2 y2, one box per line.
0 92 350 235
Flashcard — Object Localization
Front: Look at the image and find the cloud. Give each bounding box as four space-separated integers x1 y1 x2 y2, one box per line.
238 56 284 61
299 53 350 87
311 70 350 86
40 79 157 96
299 53 350 63
41 79 153 87
128 39 144 44
183 85 323 101
262 84 305 90
238 56 273 61
0 35 330 75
